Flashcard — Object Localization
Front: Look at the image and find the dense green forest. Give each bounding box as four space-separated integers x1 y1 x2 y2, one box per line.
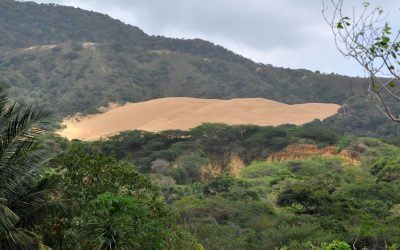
7 113 400 249
59 124 400 249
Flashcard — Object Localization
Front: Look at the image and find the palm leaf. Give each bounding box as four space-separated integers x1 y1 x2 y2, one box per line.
0 228 39 250
0 203 19 233
0 89 57 249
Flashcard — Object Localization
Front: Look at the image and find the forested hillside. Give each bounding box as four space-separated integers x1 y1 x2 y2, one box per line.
0 40 365 115
0 0 398 136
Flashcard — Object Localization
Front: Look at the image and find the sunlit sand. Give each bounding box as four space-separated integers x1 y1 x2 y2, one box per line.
58 97 341 140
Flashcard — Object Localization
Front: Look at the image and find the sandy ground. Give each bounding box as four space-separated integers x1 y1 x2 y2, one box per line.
58 97 341 140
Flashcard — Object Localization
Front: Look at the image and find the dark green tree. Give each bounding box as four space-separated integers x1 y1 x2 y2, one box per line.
48 147 197 249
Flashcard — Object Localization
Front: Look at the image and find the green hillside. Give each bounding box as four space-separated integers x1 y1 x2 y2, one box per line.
0 42 364 114
0 0 397 137
0 0 242 60
0 0 147 48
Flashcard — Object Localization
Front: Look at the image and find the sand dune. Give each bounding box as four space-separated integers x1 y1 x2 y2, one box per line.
58 97 341 140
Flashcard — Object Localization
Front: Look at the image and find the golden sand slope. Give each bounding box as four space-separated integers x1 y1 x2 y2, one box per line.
58 97 341 140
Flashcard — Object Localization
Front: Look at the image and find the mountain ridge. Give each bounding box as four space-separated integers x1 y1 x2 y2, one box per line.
2 0 243 62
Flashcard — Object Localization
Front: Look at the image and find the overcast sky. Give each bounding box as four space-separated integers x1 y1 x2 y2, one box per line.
20 0 399 76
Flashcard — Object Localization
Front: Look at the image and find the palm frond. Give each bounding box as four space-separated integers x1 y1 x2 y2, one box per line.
0 89 57 249
0 203 19 233
11 189 70 228
0 147 54 200
0 228 39 250
0 106 52 199
0 90 11 116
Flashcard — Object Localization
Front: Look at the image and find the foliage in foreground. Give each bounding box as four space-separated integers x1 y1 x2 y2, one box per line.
39 147 197 249
0 88 58 249
160 138 400 249
5 114 400 249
